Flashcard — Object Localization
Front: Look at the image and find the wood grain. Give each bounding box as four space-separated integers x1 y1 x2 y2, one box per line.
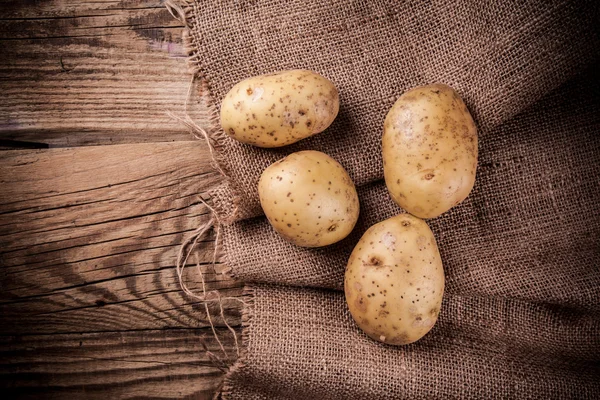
0 141 241 334
0 1 241 398
0 328 237 399
0 0 206 148
0 142 242 395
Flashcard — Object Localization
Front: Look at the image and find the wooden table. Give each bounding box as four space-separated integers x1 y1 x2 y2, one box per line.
0 1 241 398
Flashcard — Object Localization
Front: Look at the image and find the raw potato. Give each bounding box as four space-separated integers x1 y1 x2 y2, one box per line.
344 214 444 345
220 70 339 148
258 150 359 247
382 84 478 219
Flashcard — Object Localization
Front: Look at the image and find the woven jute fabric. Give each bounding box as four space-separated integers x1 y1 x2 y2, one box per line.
178 0 597 222
231 285 600 399
168 0 600 398
219 71 600 398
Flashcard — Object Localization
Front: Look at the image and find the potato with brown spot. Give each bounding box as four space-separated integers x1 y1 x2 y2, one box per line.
344 214 444 345
220 70 339 147
258 151 359 247
382 84 478 218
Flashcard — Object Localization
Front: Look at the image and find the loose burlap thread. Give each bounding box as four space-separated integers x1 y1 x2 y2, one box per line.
167 0 600 398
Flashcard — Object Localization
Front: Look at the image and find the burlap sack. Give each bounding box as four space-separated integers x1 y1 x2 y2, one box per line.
226 285 600 399
166 0 600 398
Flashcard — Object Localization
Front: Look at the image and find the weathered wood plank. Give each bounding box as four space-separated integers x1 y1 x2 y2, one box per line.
0 141 241 335
0 328 237 399
0 141 239 396
0 0 204 147
0 1 236 397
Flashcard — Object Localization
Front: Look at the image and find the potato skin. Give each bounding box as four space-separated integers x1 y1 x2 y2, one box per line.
382 84 478 218
344 214 444 345
220 70 339 148
258 150 359 247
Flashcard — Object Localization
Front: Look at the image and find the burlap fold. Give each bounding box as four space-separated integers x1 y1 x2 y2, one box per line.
218 68 600 397
174 0 598 223
167 0 600 398
223 285 600 399
222 70 600 309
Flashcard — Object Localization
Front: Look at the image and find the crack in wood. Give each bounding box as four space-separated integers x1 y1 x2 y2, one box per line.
0 0 236 396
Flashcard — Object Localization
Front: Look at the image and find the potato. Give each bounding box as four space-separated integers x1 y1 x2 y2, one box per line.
382 84 478 219
344 214 444 345
258 150 359 247
220 70 339 148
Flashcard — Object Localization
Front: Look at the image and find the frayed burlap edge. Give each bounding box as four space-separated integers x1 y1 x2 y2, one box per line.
165 1 253 397
218 285 255 400
165 0 242 225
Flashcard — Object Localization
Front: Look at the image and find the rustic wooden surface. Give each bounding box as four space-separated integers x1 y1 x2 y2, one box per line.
0 1 241 398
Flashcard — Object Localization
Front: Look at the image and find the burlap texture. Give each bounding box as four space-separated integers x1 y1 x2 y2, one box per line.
218 70 600 398
168 0 600 398
222 72 600 308
230 285 600 399
181 0 597 222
